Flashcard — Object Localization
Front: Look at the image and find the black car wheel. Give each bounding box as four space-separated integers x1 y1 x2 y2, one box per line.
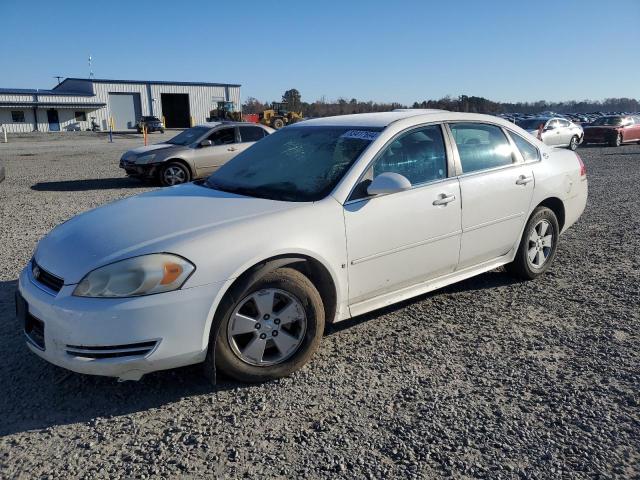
209 267 325 383
610 133 622 147
569 135 579 151
160 162 191 187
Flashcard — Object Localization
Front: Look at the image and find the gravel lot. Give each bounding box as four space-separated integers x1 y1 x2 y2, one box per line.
0 132 638 479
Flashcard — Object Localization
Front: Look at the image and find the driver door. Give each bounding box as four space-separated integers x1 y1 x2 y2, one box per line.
343 124 462 308
193 127 238 176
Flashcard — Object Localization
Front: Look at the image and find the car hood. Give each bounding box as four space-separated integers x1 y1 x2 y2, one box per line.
34 184 297 284
124 143 181 157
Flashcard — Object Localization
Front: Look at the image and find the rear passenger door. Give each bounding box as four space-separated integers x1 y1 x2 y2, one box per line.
448 123 535 269
543 119 562 146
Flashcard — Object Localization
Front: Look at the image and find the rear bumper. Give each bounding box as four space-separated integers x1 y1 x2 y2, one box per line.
18 263 222 380
0 164 5 183
563 177 588 232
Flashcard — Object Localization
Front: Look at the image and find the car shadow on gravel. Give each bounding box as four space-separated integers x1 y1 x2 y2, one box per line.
0 279 252 437
327 269 520 335
31 177 150 192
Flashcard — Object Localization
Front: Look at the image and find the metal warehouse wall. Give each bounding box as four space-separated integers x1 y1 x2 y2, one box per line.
0 109 36 133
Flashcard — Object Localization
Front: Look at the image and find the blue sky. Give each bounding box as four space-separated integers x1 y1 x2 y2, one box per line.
1 0 638 104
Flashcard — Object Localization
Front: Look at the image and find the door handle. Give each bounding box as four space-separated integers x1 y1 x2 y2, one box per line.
516 175 534 185
432 193 456 206
227 147 237 152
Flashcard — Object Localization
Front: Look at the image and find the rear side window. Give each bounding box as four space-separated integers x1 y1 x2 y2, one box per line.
239 126 267 142
372 125 447 186
510 132 539 162
450 123 514 173
208 128 236 145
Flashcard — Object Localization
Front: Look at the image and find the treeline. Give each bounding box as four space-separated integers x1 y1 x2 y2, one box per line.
243 91 640 117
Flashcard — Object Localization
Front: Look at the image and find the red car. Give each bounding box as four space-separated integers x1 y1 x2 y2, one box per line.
583 115 640 146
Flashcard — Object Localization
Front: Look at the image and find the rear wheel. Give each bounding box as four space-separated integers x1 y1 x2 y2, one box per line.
610 133 622 147
568 135 579 151
159 161 190 187
212 268 324 383
505 207 559 280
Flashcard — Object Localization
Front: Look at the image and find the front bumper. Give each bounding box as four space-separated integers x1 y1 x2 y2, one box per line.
119 159 160 178
18 263 221 380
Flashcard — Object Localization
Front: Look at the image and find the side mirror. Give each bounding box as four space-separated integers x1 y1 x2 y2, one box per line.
367 172 412 196
200 139 213 147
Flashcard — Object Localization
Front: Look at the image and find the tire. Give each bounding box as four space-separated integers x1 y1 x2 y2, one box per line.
609 133 622 147
211 267 325 383
160 129 165 134
568 135 579 151
505 206 560 280
272 118 285 129
159 161 191 187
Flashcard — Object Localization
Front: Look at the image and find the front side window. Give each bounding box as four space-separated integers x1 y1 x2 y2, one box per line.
239 126 267 142
11 111 25 122
372 125 447 185
208 128 236 145
75 111 87 122
449 123 514 174
510 131 539 162
206 126 380 202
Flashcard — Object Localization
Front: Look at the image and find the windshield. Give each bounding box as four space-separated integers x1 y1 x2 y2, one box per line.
166 126 210 145
516 118 547 130
204 126 381 202
591 116 623 126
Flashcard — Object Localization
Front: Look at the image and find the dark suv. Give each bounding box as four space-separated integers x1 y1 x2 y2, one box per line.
136 116 164 134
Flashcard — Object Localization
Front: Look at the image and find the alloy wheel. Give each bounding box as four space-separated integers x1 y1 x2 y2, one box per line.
227 288 307 366
163 166 187 185
527 219 553 269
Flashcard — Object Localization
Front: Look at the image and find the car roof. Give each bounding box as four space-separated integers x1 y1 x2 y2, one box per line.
196 121 268 128
295 109 447 128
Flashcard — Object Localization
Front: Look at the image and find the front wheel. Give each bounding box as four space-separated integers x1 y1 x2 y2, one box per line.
272 118 285 129
159 162 191 186
568 135 579 151
505 207 559 280
212 268 325 383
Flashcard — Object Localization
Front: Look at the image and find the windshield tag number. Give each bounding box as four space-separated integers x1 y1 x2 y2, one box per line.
340 130 380 141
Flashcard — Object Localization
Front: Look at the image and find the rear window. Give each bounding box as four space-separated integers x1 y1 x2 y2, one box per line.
239 126 267 142
450 123 514 173
509 132 539 162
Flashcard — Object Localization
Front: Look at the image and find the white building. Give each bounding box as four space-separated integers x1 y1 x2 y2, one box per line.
0 78 241 133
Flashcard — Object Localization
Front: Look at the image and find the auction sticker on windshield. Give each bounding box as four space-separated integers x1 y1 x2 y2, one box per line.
340 130 380 141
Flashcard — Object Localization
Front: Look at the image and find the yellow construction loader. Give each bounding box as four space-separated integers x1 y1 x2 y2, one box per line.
260 102 303 129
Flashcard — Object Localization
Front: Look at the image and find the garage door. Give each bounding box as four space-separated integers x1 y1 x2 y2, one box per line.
108 93 142 130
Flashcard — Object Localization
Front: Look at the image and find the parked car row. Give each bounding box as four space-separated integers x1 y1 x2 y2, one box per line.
21 110 588 383
497 112 640 149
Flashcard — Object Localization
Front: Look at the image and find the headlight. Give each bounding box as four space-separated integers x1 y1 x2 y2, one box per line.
73 254 195 298
137 153 157 164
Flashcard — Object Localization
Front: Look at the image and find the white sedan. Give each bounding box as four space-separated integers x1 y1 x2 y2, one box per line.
18 110 588 383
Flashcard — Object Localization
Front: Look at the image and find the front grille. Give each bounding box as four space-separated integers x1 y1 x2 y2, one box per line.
65 341 158 359
32 260 64 293
25 313 45 350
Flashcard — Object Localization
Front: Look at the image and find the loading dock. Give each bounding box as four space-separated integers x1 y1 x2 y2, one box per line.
161 93 191 128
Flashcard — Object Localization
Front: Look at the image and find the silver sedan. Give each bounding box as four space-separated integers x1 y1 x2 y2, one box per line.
516 117 583 150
